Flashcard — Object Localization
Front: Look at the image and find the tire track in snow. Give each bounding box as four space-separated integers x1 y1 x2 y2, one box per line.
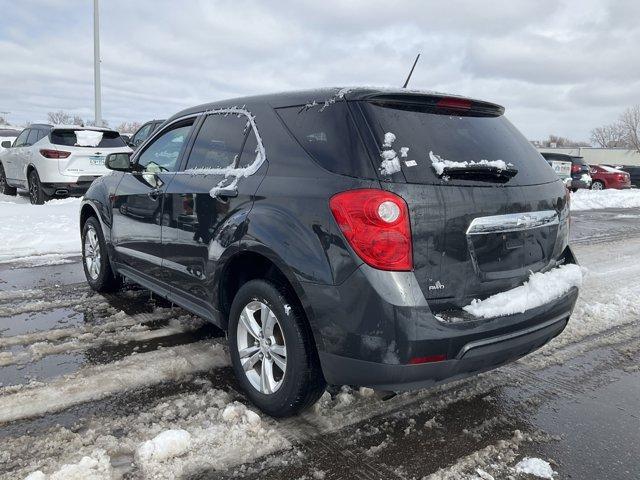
0 340 229 424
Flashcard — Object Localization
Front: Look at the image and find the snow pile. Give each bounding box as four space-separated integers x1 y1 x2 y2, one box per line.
463 264 582 319
0 195 81 262
514 457 555 478
429 151 510 176
24 449 112 480
571 188 640 211
379 131 402 176
74 130 103 147
137 430 192 462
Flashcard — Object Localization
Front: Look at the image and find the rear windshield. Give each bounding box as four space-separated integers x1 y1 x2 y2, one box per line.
360 101 558 186
50 129 126 148
276 102 375 179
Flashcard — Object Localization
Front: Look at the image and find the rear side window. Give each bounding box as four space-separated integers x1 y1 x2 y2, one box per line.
276 102 375 179
50 129 126 148
360 101 558 186
185 114 248 170
26 129 40 146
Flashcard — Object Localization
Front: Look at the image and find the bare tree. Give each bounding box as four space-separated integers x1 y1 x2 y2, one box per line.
590 123 627 148
543 135 589 148
0 116 7 125
72 115 85 126
620 105 640 153
47 110 72 125
115 121 142 134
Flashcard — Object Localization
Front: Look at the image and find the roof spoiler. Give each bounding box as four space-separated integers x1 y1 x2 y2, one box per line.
361 93 505 117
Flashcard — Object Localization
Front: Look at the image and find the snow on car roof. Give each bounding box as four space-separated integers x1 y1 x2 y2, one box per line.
50 125 115 132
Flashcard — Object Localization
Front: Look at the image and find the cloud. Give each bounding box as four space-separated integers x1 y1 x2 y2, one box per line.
0 0 637 141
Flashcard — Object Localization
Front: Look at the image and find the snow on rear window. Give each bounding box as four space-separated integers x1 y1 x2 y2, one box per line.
74 130 103 147
429 151 510 176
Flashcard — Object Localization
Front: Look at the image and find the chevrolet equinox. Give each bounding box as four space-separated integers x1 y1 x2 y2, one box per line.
79 88 579 416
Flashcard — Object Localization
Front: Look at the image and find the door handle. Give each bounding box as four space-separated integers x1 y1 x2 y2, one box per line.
148 188 161 200
213 186 238 198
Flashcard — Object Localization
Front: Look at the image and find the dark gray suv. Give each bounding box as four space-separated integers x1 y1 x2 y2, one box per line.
79 88 579 416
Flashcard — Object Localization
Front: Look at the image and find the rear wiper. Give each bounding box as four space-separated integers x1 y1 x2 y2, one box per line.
428 152 518 181
441 165 518 180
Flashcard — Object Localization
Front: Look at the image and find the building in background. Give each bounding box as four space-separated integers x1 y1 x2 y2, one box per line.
537 147 640 167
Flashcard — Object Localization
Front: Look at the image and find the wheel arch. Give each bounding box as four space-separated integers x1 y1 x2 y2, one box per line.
218 248 325 352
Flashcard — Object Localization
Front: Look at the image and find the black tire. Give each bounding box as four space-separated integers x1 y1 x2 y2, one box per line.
0 163 17 196
28 169 50 205
591 180 605 190
82 216 121 292
228 279 326 417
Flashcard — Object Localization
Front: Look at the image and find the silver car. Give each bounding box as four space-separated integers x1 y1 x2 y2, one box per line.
0 124 132 204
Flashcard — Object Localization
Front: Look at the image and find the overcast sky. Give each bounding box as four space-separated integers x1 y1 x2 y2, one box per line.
1 0 638 140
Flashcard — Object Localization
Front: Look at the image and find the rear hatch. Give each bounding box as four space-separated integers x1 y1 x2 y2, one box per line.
50 129 129 177
354 96 570 311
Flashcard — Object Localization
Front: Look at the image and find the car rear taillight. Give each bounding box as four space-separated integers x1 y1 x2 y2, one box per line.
571 164 581 173
40 149 70 159
329 189 412 271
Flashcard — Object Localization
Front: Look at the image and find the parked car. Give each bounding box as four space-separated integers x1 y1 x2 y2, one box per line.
128 120 165 149
613 165 640 188
589 164 631 190
540 153 591 191
80 87 578 416
0 124 132 203
540 152 591 192
542 155 572 187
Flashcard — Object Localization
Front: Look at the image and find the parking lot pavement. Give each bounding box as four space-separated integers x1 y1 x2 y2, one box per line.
0 209 639 479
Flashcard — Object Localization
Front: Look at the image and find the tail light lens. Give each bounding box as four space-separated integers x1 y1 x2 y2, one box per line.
329 189 412 271
570 164 580 173
40 149 71 159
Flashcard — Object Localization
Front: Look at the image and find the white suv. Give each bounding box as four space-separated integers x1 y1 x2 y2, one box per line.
0 124 132 204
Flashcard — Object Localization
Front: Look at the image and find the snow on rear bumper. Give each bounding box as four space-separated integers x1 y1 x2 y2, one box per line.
307 248 579 389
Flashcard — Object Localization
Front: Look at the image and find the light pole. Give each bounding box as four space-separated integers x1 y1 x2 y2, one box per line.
93 0 102 126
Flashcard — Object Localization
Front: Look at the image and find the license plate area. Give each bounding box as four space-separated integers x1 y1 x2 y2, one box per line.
466 211 559 280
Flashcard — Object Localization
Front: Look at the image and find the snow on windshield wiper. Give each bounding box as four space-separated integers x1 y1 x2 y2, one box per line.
429 151 517 179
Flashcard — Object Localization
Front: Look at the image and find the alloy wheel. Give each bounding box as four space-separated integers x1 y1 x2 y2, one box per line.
236 300 287 394
592 182 603 190
84 226 101 280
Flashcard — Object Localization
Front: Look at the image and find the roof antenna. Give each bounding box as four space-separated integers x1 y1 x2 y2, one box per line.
402 53 421 89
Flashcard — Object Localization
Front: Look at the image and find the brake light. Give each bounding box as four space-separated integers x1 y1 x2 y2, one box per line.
40 149 70 159
436 97 471 111
409 354 447 365
329 189 412 271
570 164 580 173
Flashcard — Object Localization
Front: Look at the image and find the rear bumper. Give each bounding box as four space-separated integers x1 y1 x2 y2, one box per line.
304 248 579 390
42 178 98 196
319 302 571 390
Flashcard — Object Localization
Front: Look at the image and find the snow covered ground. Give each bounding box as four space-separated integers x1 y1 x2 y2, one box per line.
570 188 640 211
0 194 81 263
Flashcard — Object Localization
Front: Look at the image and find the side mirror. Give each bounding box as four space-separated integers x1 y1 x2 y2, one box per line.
1 141 11 148
105 152 132 172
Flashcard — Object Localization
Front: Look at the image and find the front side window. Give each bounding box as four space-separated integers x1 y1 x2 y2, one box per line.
185 114 248 170
13 130 29 147
137 122 193 173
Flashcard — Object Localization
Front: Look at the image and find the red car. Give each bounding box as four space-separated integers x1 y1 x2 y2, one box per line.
589 165 631 190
